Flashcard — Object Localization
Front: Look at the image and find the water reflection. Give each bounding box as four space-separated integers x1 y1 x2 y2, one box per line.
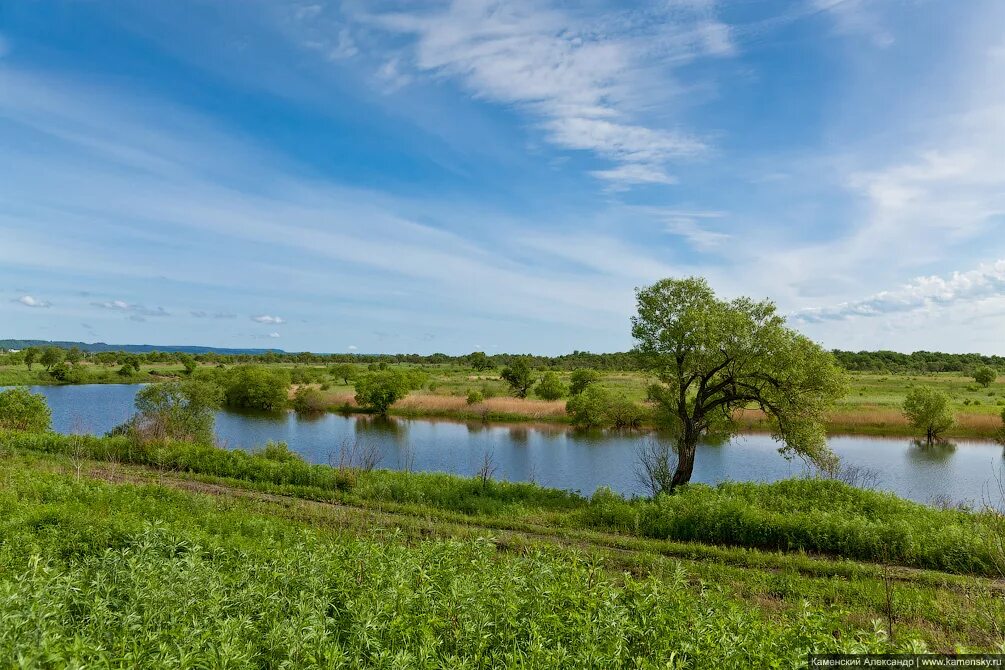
15 383 1005 506
908 439 957 462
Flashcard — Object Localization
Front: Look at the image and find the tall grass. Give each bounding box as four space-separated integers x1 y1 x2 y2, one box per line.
0 467 913 666
2 430 1000 574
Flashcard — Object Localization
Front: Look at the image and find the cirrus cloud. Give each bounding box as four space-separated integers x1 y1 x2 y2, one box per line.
251 314 285 324
14 295 51 308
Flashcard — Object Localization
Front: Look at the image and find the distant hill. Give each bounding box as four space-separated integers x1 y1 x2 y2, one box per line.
0 339 284 355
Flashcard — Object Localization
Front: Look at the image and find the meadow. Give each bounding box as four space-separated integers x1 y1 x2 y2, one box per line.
1 432 1003 664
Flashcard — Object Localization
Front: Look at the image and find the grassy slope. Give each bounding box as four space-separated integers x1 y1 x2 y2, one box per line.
1 447 1003 665
4 362 1005 437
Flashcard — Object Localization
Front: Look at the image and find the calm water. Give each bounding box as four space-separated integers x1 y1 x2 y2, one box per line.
18 384 1005 505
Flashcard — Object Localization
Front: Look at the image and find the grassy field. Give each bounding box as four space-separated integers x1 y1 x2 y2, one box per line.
3 361 1004 438
1 432 1004 663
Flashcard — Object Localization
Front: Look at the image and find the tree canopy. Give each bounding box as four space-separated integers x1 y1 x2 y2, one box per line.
902 386 955 443
131 380 222 443
354 369 422 415
632 277 845 490
500 358 536 398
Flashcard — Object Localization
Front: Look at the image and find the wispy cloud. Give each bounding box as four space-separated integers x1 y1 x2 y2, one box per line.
363 0 728 187
192 310 237 319
793 259 1005 322
268 331 281 338
14 295 51 308
251 314 285 324
92 299 169 320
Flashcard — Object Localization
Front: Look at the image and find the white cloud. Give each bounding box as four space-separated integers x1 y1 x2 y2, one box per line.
364 0 726 187
375 57 412 92
813 0 894 48
347 345 358 351
92 299 168 318
14 295 51 308
268 331 281 338
794 259 1005 322
251 314 285 324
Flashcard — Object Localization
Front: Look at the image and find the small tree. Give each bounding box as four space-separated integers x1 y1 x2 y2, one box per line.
0 387 51 432
636 438 678 497
569 369 601 395
468 351 494 372
974 366 997 388
633 277 844 490
65 347 84 364
39 347 65 372
23 347 39 371
902 386 955 443
330 363 357 385
534 372 567 400
500 358 536 398
353 370 417 415
178 354 198 375
129 380 222 443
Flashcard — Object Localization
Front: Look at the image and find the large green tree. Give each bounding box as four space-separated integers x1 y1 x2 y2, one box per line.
353 369 421 415
632 277 845 490
223 366 290 411
973 366 997 388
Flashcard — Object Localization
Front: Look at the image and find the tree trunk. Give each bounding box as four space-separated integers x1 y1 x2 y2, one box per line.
670 437 697 489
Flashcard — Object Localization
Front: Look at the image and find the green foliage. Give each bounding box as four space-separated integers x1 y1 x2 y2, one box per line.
129 380 223 444
902 387 955 442
468 351 494 371
569 368 601 395
65 347 84 364
565 386 645 429
0 466 913 667
329 363 357 384
256 440 304 463
534 372 567 400
466 389 484 405
0 388 51 432
178 354 197 375
633 277 845 488
291 387 327 413
565 385 610 428
39 346 65 371
23 347 39 371
973 366 997 388
500 358 536 398
223 366 291 411
353 370 419 415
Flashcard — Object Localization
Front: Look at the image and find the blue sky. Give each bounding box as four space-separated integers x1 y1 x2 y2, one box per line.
2 0 1004 355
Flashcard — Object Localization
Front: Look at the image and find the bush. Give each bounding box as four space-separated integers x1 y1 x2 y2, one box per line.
223 367 290 411
120 380 223 444
606 395 646 429
0 388 51 432
534 372 567 400
291 387 328 413
466 390 484 405
566 386 611 428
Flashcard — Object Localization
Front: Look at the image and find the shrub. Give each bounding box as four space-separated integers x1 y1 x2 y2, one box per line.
466 390 484 405
256 441 303 463
329 363 357 384
291 387 328 413
223 367 290 411
0 388 51 432
124 380 223 444
606 395 646 429
566 386 611 428
534 372 567 400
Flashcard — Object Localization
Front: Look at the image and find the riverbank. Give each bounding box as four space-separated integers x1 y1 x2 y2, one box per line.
6 362 1004 439
1 434 1003 656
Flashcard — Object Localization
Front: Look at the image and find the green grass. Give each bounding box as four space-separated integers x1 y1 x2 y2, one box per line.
1 456 988 666
5 430 1003 576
